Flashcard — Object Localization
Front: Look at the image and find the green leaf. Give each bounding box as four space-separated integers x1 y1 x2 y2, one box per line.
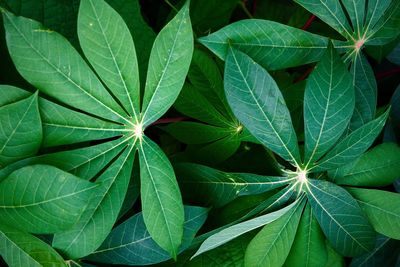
304 45 355 166
324 241 345 267
141 1 193 127
174 83 231 127
284 203 328 267
78 0 140 119
244 198 305 267
52 144 136 259
348 53 377 131
192 200 300 258
341 0 366 37
175 163 293 208
388 42 400 65
293 0 353 39
350 235 400 267
0 92 42 167
0 165 98 234
0 223 66 267
198 19 328 70
346 188 400 240
306 179 375 256
139 136 184 259
224 47 301 166
312 109 389 172
163 122 231 144
332 142 400 187
2 10 128 124
86 206 208 265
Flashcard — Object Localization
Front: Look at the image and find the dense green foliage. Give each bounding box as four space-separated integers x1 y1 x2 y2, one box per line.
0 0 399 266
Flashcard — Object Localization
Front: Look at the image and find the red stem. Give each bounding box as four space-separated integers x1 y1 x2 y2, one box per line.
294 66 314 83
150 116 189 126
252 0 258 14
301 15 316 31
376 67 400 80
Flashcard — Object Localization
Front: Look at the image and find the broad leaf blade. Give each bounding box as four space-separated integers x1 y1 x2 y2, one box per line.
52 144 136 258
87 206 208 265
224 47 301 166
0 92 42 166
141 1 193 127
348 53 377 131
0 165 98 234
306 179 375 256
313 109 389 172
341 0 366 37
346 188 400 239
332 142 400 187
175 163 292 208
139 136 184 259
244 198 305 267
304 45 355 166
192 200 299 258
0 223 66 267
198 19 328 70
78 0 140 119
2 11 128 124
294 0 353 39
285 203 328 267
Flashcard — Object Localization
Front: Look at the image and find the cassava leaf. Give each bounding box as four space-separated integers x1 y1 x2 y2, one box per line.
331 142 400 187
306 179 375 256
244 198 305 267
0 92 42 167
141 1 193 127
78 0 140 119
224 46 301 166
175 163 293 208
0 223 66 267
341 0 366 37
139 136 184 259
52 143 136 259
86 206 208 265
198 19 328 70
346 188 400 239
312 109 389 172
304 44 355 166
0 165 98 234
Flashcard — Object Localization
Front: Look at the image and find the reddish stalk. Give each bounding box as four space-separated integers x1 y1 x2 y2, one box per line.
294 66 314 83
301 15 316 31
376 67 400 80
150 117 189 126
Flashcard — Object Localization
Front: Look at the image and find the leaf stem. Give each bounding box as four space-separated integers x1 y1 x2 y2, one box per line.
150 116 189 126
240 1 254 18
376 67 400 80
301 15 316 31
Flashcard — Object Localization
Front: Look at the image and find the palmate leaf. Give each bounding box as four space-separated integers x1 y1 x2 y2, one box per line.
284 203 328 267
224 46 301 166
306 179 375 256
198 19 328 70
244 198 305 267
141 0 193 127
312 109 389 172
192 200 300 258
2 0 193 259
52 144 136 259
303 44 354 167
0 91 42 166
0 165 98 234
331 142 400 187
0 223 66 267
175 163 293 208
86 206 208 265
346 188 400 240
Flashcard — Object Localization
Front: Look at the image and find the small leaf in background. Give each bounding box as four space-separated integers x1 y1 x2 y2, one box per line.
244 198 305 267
346 188 400 239
306 179 375 256
0 165 98 234
303 44 354 166
224 47 301 166
199 19 328 70
331 142 400 187
0 92 42 167
0 223 66 267
86 206 208 265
